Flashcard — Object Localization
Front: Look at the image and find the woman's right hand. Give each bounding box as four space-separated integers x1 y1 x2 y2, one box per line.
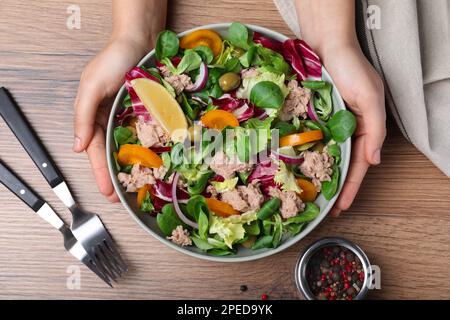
73 34 153 202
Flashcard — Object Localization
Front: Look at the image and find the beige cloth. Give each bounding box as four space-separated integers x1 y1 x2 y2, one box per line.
274 0 450 177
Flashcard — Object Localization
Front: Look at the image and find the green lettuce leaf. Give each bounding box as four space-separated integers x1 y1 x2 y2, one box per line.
209 212 257 248
140 191 154 213
274 160 301 193
211 177 239 192
113 126 136 149
236 69 289 101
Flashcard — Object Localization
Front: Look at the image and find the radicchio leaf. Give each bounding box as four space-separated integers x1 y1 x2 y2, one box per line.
253 106 269 120
152 196 169 214
116 106 134 126
282 39 322 81
248 159 278 184
247 159 280 197
210 175 225 182
253 31 283 54
259 179 279 196
211 94 255 122
150 146 172 154
124 67 160 122
154 179 190 204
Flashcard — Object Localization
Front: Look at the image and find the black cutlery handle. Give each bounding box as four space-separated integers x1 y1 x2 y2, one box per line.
0 88 64 188
0 160 44 211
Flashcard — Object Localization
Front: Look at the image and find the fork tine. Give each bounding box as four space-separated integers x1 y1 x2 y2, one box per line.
91 249 117 283
94 246 120 281
97 244 123 278
103 238 128 272
100 242 126 276
84 259 113 287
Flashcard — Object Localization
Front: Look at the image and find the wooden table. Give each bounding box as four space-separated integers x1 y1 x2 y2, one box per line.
1 0 449 300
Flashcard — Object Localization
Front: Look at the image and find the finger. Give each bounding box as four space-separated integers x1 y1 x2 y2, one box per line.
330 207 341 218
96 99 114 129
73 76 104 152
358 91 386 165
333 136 369 212
107 191 120 203
86 124 118 202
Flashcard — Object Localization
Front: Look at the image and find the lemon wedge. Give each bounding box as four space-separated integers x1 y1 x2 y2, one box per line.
131 78 188 143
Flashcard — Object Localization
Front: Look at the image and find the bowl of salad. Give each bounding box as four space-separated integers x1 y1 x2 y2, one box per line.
106 23 356 262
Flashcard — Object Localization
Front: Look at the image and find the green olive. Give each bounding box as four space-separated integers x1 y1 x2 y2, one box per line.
219 72 241 92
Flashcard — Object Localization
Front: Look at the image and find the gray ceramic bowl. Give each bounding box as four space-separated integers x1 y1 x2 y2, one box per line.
106 23 351 262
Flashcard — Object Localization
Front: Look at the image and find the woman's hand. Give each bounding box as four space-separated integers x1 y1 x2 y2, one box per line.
295 0 386 216
73 0 166 202
321 43 386 216
73 36 152 202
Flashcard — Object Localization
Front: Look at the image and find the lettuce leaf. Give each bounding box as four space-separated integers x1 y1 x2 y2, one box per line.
113 126 136 149
140 191 155 213
274 160 301 193
209 211 257 248
211 177 239 192
236 69 289 101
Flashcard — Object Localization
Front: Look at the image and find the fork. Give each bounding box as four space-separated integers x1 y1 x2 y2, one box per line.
0 87 127 283
0 159 112 286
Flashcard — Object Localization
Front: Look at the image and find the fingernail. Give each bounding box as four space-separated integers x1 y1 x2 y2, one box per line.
73 136 82 152
373 149 381 165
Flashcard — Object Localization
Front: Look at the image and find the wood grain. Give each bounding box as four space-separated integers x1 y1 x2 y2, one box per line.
0 0 449 300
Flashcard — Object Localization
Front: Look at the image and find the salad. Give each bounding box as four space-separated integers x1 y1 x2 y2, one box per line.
112 23 356 256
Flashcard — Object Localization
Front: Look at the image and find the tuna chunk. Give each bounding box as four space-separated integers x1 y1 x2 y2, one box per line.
269 187 305 219
117 164 155 192
135 116 169 148
221 189 250 212
299 149 334 191
167 225 192 247
237 182 264 211
220 181 264 212
279 80 311 121
153 165 168 180
117 164 166 192
159 66 195 95
209 151 253 180
159 65 172 78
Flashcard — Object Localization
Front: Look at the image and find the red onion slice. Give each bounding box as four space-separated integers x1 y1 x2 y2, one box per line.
307 100 326 126
186 62 208 93
307 100 319 122
172 172 198 229
271 148 304 165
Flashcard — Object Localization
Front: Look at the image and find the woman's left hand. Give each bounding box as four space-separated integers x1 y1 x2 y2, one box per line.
320 42 386 216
